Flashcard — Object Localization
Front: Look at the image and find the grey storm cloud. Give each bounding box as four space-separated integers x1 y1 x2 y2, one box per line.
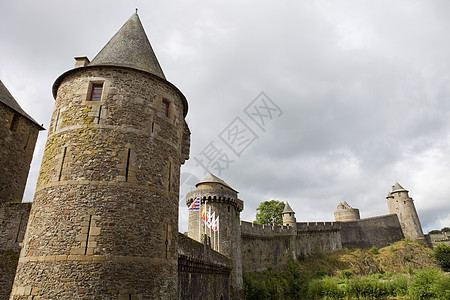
1 0 449 233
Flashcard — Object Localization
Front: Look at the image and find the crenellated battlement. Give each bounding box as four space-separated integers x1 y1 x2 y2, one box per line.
240 221 296 237
296 221 341 232
240 220 341 238
186 190 244 212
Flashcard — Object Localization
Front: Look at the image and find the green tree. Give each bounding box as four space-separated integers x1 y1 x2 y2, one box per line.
254 200 285 225
441 227 450 233
433 244 450 272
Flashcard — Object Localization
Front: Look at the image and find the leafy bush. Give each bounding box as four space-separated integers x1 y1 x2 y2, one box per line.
433 243 450 272
391 275 409 297
408 268 440 299
432 273 450 300
315 270 328 278
369 246 379 255
243 261 307 299
321 277 345 299
403 253 413 262
340 269 353 279
243 275 269 300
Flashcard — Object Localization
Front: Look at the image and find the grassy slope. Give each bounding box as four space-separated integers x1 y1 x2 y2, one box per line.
297 240 437 279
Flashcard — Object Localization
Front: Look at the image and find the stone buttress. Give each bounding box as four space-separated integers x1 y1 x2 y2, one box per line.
11 13 190 299
186 173 244 298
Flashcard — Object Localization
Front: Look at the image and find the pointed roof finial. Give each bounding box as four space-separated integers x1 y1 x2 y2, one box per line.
90 12 166 79
283 202 294 214
135 8 138 14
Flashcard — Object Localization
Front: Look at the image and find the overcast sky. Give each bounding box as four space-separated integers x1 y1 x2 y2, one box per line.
1 0 449 233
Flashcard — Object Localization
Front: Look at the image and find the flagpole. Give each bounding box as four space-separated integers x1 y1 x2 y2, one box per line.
198 197 201 242
218 217 220 253
204 200 207 241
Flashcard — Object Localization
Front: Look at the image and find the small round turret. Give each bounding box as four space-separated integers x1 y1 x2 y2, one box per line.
282 202 297 229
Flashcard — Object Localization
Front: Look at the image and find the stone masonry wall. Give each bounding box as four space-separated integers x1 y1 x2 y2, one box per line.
11 66 189 299
0 103 40 206
340 214 404 249
240 221 342 273
178 233 232 300
0 203 31 300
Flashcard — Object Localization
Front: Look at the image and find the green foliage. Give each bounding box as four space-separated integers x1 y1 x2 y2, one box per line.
254 200 285 225
315 270 328 278
433 273 450 300
243 274 269 300
369 246 379 255
340 269 353 279
408 268 440 299
433 243 450 272
429 229 442 234
441 227 450 233
243 261 307 299
403 253 413 262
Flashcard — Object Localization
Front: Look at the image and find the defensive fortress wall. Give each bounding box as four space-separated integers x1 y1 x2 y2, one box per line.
240 221 342 272
178 233 232 300
340 214 404 249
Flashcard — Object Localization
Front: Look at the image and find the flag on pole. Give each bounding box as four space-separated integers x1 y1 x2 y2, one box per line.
201 204 207 222
188 197 201 211
213 216 219 232
208 212 215 229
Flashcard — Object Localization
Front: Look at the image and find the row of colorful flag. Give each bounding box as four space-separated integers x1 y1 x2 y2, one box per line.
188 197 219 232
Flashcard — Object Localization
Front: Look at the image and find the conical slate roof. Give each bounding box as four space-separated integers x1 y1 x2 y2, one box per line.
0 80 43 129
90 13 165 79
392 182 408 193
196 173 237 192
283 202 294 214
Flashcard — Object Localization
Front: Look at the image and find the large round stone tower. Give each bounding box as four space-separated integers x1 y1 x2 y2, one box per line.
386 182 424 241
11 13 190 299
334 201 360 222
186 173 244 298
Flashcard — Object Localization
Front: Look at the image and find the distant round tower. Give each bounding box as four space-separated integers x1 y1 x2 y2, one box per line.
334 201 360 222
387 182 424 241
282 202 297 229
12 13 190 299
186 173 244 297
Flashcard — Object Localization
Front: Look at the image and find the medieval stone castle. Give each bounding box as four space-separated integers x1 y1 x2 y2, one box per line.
0 12 441 299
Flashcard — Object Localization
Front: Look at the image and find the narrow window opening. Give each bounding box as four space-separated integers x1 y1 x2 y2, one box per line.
162 100 169 117
90 83 103 101
97 105 102 124
165 228 170 259
14 214 24 243
125 149 131 182
58 147 67 181
228 206 230 213
23 133 31 150
129 295 132 300
84 215 92 255
54 109 60 132
10 114 19 131
168 161 172 191
151 122 155 133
